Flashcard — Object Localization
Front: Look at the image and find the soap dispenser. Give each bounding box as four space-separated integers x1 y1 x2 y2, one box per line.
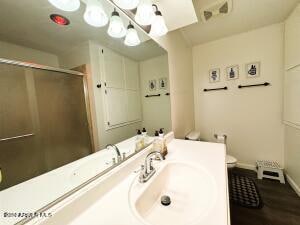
153 130 168 158
135 129 144 152
159 128 164 138
142 128 149 144
159 128 168 157
142 128 147 136
153 130 160 152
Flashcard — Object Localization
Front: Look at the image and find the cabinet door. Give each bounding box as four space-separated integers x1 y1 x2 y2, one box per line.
126 90 142 122
284 66 300 126
285 5 300 70
102 49 125 89
105 88 127 126
124 58 139 90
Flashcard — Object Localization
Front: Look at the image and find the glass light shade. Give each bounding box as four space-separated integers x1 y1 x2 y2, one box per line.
134 0 155 26
84 0 108 27
48 0 80 12
113 0 140 10
150 14 168 37
107 11 126 38
124 25 141 46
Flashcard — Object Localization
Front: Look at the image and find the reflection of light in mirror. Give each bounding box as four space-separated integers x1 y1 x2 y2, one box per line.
107 10 127 38
113 0 140 10
150 5 168 37
135 0 155 26
48 0 80 12
84 0 108 27
124 23 141 46
50 14 71 26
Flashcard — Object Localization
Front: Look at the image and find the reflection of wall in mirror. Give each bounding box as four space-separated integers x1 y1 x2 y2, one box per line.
0 40 59 67
58 41 142 149
140 54 171 135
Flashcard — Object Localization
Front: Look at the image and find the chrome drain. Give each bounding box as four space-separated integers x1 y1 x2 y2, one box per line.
161 195 171 206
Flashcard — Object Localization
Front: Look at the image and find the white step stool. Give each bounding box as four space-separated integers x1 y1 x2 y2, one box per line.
256 160 285 184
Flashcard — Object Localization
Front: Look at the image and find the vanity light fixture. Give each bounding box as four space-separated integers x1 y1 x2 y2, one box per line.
50 14 70 26
124 22 141 46
134 0 155 26
149 4 168 37
84 0 108 27
107 9 126 38
113 0 140 10
48 0 80 12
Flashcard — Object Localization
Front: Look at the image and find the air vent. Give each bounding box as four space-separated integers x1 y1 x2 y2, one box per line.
200 0 232 22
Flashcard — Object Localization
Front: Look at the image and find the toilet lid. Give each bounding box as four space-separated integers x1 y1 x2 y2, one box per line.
226 155 237 164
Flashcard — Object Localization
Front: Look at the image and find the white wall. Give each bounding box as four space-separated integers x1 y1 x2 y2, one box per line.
153 31 195 138
139 54 171 135
285 125 300 194
193 23 285 167
283 5 300 194
0 40 59 67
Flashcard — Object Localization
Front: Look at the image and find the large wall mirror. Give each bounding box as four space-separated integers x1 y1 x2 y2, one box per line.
0 1 171 224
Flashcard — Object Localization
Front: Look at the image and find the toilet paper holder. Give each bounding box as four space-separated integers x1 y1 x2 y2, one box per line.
214 134 227 144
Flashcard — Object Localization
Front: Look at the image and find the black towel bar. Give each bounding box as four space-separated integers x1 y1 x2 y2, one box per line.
203 87 228 92
145 94 161 98
238 82 270 89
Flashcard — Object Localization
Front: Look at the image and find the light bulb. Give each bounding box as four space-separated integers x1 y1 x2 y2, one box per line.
107 10 126 38
150 8 168 37
124 24 141 46
134 0 155 26
113 0 140 10
84 0 108 27
48 0 80 12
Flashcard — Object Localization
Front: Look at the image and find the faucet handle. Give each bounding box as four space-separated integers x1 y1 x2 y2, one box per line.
117 155 122 163
139 165 146 182
122 152 126 161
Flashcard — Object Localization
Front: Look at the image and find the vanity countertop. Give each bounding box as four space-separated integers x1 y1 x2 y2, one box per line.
35 139 230 225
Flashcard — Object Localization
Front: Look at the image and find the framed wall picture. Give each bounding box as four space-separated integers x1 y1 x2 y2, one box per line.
148 80 157 91
246 62 260 78
159 77 168 90
209 68 220 83
226 65 239 80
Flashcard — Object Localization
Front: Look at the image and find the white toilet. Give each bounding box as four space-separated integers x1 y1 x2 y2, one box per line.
185 131 237 169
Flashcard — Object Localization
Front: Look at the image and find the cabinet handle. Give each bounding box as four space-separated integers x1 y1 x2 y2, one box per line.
96 84 101 88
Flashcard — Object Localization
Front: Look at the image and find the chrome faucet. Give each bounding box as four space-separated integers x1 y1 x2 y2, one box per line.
106 144 122 163
139 151 165 183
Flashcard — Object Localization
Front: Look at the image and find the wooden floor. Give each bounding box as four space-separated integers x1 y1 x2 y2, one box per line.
229 168 300 225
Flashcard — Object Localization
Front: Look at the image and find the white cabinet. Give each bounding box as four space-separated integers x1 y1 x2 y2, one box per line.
284 66 300 127
100 48 142 130
124 58 139 90
102 48 125 88
285 5 300 70
127 90 142 122
105 88 127 126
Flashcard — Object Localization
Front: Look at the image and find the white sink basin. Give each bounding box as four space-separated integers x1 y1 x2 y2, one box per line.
129 162 218 225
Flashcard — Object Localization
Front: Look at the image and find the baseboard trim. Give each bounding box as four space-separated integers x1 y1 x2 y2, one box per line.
236 163 256 171
286 174 300 197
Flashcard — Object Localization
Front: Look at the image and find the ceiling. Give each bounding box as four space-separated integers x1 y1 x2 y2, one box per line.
180 0 300 46
0 0 166 61
1 0 299 59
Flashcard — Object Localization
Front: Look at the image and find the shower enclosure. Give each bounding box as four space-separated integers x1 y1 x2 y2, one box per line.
0 59 93 191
